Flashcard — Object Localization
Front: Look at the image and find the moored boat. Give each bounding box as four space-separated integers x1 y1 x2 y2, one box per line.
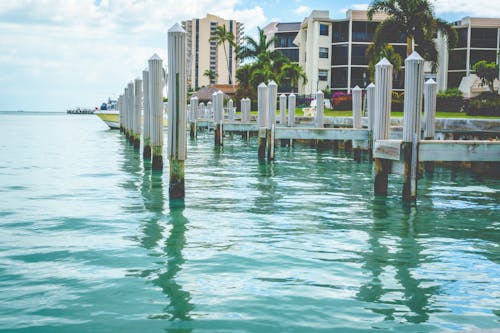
95 110 120 129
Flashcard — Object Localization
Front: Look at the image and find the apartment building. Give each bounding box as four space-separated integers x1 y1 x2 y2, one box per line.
263 22 301 63
440 17 500 94
182 14 244 90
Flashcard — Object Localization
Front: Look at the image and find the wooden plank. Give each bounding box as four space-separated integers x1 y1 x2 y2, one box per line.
274 128 369 140
223 122 260 132
373 140 402 161
419 140 500 162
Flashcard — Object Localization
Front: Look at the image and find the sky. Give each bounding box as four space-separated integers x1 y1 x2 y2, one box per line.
1 0 500 111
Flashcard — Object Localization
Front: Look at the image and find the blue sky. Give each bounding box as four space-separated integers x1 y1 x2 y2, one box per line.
0 0 499 111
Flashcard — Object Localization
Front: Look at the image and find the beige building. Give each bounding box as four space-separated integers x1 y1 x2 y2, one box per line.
182 14 244 90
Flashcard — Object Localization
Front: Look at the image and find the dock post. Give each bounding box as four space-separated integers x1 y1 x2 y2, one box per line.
423 79 437 173
352 85 362 162
257 82 268 160
214 91 224 146
127 81 135 145
133 77 142 150
148 53 164 171
373 58 393 195
279 94 287 125
142 70 151 159
227 99 234 120
167 23 187 199
118 95 123 133
315 90 324 128
366 83 376 159
288 93 295 127
402 52 424 202
124 88 129 137
189 96 198 139
206 101 212 120
267 81 278 160
198 102 205 120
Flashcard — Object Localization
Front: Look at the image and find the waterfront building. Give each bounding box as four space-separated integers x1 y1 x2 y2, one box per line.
182 14 244 90
263 21 301 63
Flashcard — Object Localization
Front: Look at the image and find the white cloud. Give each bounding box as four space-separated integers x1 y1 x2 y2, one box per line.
294 5 311 15
433 0 500 17
0 0 266 110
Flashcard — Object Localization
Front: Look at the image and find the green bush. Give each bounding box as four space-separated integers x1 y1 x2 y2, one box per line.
391 91 404 112
466 92 500 116
437 88 464 112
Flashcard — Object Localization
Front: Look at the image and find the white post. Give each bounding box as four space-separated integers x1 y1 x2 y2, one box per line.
190 96 198 120
352 85 362 129
402 51 425 202
227 99 234 120
198 102 205 119
133 77 142 149
142 70 151 158
206 101 213 119
123 88 128 136
315 90 324 128
167 23 187 199
373 58 393 195
148 54 163 170
214 90 224 146
287 93 296 127
424 79 437 139
118 94 123 132
366 83 376 132
279 94 287 125
257 82 268 127
267 80 277 128
127 81 135 144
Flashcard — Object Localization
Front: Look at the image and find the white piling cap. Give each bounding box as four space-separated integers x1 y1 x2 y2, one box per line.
353 85 362 91
216 90 224 95
367 83 376 88
212 92 218 96
289 93 295 97
376 58 392 67
268 80 277 87
280 93 286 98
168 23 186 33
258 82 267 88
149 53 162 61
316 90 324 95
192 96 199 100
425 78 437 85
406 51 424 62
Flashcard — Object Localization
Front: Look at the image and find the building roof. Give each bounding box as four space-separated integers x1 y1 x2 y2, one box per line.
276 22 301 32
192 84 237 102
453 17 500 28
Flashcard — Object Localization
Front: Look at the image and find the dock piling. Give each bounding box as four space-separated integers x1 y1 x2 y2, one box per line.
214 91 224 146
133 77 142 150
257 82 268 160
373 58 393 195
148 53 164 170
167 23 187 199
402 52 424 202
352 85 362 162
267 81 278 160
366 83 375 158
315 90 324 128
279 94 287 125
423 79 437 173
127 81 135 145
143 70 151 159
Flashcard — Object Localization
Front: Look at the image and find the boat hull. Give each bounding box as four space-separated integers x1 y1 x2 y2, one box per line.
95 111 120 129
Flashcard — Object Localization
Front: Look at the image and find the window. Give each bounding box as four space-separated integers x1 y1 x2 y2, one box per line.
471 28 498 48
448 72 465 88
352 22 377 42
331 45 348 65
449 50 467 70
332 22 348 42
456 28 468 48
470 50 497 69
351 68 368 88
351 45 368 65
320 24 329 36
319 69 328 81
275 32 297 48
331 67 348 88
279 49 299 62
319 47 329 58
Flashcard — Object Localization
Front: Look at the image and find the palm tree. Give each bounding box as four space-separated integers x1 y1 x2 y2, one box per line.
238 27 277 62
203 69 218 85
210 25 236 84
366 44 403 81
368 0 457 68
278 62 308 93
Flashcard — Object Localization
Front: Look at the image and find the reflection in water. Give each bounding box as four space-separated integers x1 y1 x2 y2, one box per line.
357 199 438 324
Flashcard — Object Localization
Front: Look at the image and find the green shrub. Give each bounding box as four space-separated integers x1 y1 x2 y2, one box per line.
466 92 500 116
437 89 464 112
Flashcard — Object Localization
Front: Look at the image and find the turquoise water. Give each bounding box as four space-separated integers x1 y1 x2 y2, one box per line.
0 112 499 332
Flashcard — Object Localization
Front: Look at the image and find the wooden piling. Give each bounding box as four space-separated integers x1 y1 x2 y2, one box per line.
143 70 152 159
373 58 393 195
267 81 278 160
148 53 164 171
167 23 187 199
423 79 437 173
402 52 424 202
189 96 198 139
227 99 234 120
214 91 224 146
352 85 362 162
127 81 135 145
288 93 295 127
315 90 324 128
133 78 142 149
366 83 375 158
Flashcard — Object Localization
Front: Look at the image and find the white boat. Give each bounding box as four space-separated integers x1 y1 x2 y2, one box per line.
95 110 120 129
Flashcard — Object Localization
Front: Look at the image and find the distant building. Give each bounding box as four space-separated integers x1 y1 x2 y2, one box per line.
182 14 244 90
438 17 500 96
263 21 301 63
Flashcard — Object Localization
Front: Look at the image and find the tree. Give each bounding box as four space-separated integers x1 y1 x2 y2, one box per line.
209 25 236 84
473 60 499 93
278 62 307 93
367 0 457 69
203 69 218 85
366 44 403 81
237 27 277 62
